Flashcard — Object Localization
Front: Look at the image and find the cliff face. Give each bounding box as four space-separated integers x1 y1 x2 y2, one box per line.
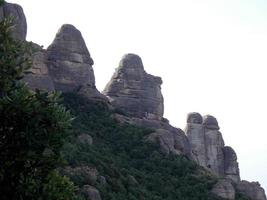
185 113 240 182
2 2 266 200
103 54 164 120
0 2 27 40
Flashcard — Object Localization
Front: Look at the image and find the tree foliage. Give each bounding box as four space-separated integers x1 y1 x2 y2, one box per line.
0 17 76 200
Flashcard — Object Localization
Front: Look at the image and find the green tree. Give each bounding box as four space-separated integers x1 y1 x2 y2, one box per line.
0 18 77 200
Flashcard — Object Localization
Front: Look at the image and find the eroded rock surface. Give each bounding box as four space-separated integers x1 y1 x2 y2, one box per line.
81 185 102 200
236 181 267 200
46 24 107 102
211 179 235 200
47 24 95 92
24 44 55 91
185 113 239 180
223 146 240 182
0 2 27 40
103 54 164 120
147 129 191 156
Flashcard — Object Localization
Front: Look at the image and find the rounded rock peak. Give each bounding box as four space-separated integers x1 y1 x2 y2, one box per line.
203 115 220 130
223 146 237 160
187 112 203 124
119 53 144 70
56 24 81 37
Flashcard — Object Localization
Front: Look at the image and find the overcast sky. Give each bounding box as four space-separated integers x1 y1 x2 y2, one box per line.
9 0 267 191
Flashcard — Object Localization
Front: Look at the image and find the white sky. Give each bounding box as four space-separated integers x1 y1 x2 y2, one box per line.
9 0 267 192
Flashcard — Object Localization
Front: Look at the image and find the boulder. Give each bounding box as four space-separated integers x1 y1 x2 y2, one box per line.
0 2 27 40
63 166 98 186
146 129 191 157
223 146 240 183
236 181 267 200
77 133 93 145
211 179 235 200
80 185 102 200
103 54 164 120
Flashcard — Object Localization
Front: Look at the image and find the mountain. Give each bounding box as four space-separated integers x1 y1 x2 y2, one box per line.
1 1 266 200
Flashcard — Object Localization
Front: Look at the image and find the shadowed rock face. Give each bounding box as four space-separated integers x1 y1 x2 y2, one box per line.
0 2 27 40
23 44 55 91
236 181 267 200
146 128 191 157
211 179 235 200
103 54 164 120
223 146 240 182
47 24 95 92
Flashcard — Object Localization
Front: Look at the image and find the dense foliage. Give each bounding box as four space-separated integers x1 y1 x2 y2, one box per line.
62 93 222 200
0 0 4 6
0 18 77 200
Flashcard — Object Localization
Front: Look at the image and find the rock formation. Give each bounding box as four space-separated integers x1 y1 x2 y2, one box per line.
0 2 27 40
223 146 240 183
46 24 107 102
46 24 95 92
2 2 266 199
185 113 240 182
146 129 191 156
211 179 235 200
236 181 267 200
103 54 164 120
23 44 55 91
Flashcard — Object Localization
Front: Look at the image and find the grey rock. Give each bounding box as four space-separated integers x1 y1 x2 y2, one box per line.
185 113 232 177
146 129 191 156
205 129 225 176
185 112 206 167
77 133 93 145
203 115 220 130
211 179 235 200
103 54 164 120
223 146 240 183
187 112 203 124
47 24 95 92
81 185 102 200
46 24 107 102
63 166 98 186
236 181 267 200
23 44 55 91
0 2 27 40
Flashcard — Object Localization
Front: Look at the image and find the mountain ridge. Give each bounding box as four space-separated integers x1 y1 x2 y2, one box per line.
1 2 266 200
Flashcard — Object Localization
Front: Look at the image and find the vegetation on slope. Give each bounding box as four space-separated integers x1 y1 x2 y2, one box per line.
62 93 222 200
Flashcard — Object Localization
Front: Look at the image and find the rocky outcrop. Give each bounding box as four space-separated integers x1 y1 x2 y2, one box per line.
236 181 267 200
223 146 240 182
0 2 27 40
80 185 102 200
46 24 95 92
63 166 99 186
146 129 191 156
103 54 164 120
23 44 55 91
204 115 225 176
211 179 235 200
185 113 240 181
77 133 93 145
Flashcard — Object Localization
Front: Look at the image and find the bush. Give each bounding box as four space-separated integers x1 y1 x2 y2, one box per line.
62 93 220 200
